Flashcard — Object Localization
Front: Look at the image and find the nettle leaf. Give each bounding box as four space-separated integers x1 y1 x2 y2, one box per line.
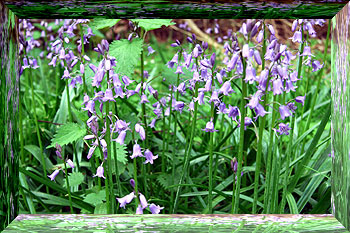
94 203 107 214
84 190 106 207
47 123 86 149
63 172 84 188
156 173 180 191
130 19 175 31
109 38 143 76
89 19 121 30
113 143 128 165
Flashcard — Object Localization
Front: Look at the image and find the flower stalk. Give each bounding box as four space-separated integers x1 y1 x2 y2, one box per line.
232 53 247 214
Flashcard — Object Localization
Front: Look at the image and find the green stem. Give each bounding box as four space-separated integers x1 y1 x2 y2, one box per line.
208 101 215 214
300 19 331 156
263 94 277 214
133 155 140 209
279 115 294 213
172 81 199 214
140 44 148 197
212 113 225 184
232 54 247 214
252 20 267 214
19 79 25 164
27 57 48 194
65 78 84 194
105 94 115 214
62 152 74 213
78 23 88 95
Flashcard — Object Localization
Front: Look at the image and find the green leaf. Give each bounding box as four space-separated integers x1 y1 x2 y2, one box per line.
84 190 106 207
130 19 175 31
89 19 121 30
24 145 54 172
47 123 86 149
63 172 84 188
113 143 128 164
109 38 143 76
94 203 107 214
286 192 299 214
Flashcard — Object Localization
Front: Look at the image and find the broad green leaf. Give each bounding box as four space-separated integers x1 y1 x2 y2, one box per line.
84 190 106 207
94 203 107 214
24 145 54 171
47 123 86 149
63 172 85 188
131 19 175 31
109 38 143 76
89 19 121 30
72 107 89 126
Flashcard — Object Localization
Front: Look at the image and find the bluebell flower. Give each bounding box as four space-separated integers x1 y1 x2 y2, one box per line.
276 123 291 135
149 203 164 214
48 169 61 181
147 46 155 56
202 119 219 133
144 149 158 165
93 164 106 179
279 105 292 120
117 192 136 209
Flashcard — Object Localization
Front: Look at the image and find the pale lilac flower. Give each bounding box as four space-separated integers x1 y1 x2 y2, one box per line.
242 44 249 58
290 70 301 82
149 203 164 214
256 30 264 43
135 123 146 141
149 118 157 128
287 102 297 113
188 101 195 111
295 96 305 106
209 91 220 106
140 94 150 104
245 64 256 84
285 80 297 93
147 46 155 56
144 149 158 164
136 205 143 214
219 81 234 96
312 60 324 72
67 159 75 169
194 91 205 105
175 65 184 74
227 105 240 121
130 179 135 189
131 143 143 159
93 164 106 179
273 78 284 95
115 130 127 145
290 30 302 43
48 169 60 181
247 90 263 109
139 193 148 209
292 20 298 32
117 192 136 209
279 105 292 120
276 123 291 135
87 146 96 160
253 50 262 65
102 89 116 102
122 75 134 87
62 68 70 79
301 46 314 57
217 102 228 114
202 119 218 133
254 103 268 119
